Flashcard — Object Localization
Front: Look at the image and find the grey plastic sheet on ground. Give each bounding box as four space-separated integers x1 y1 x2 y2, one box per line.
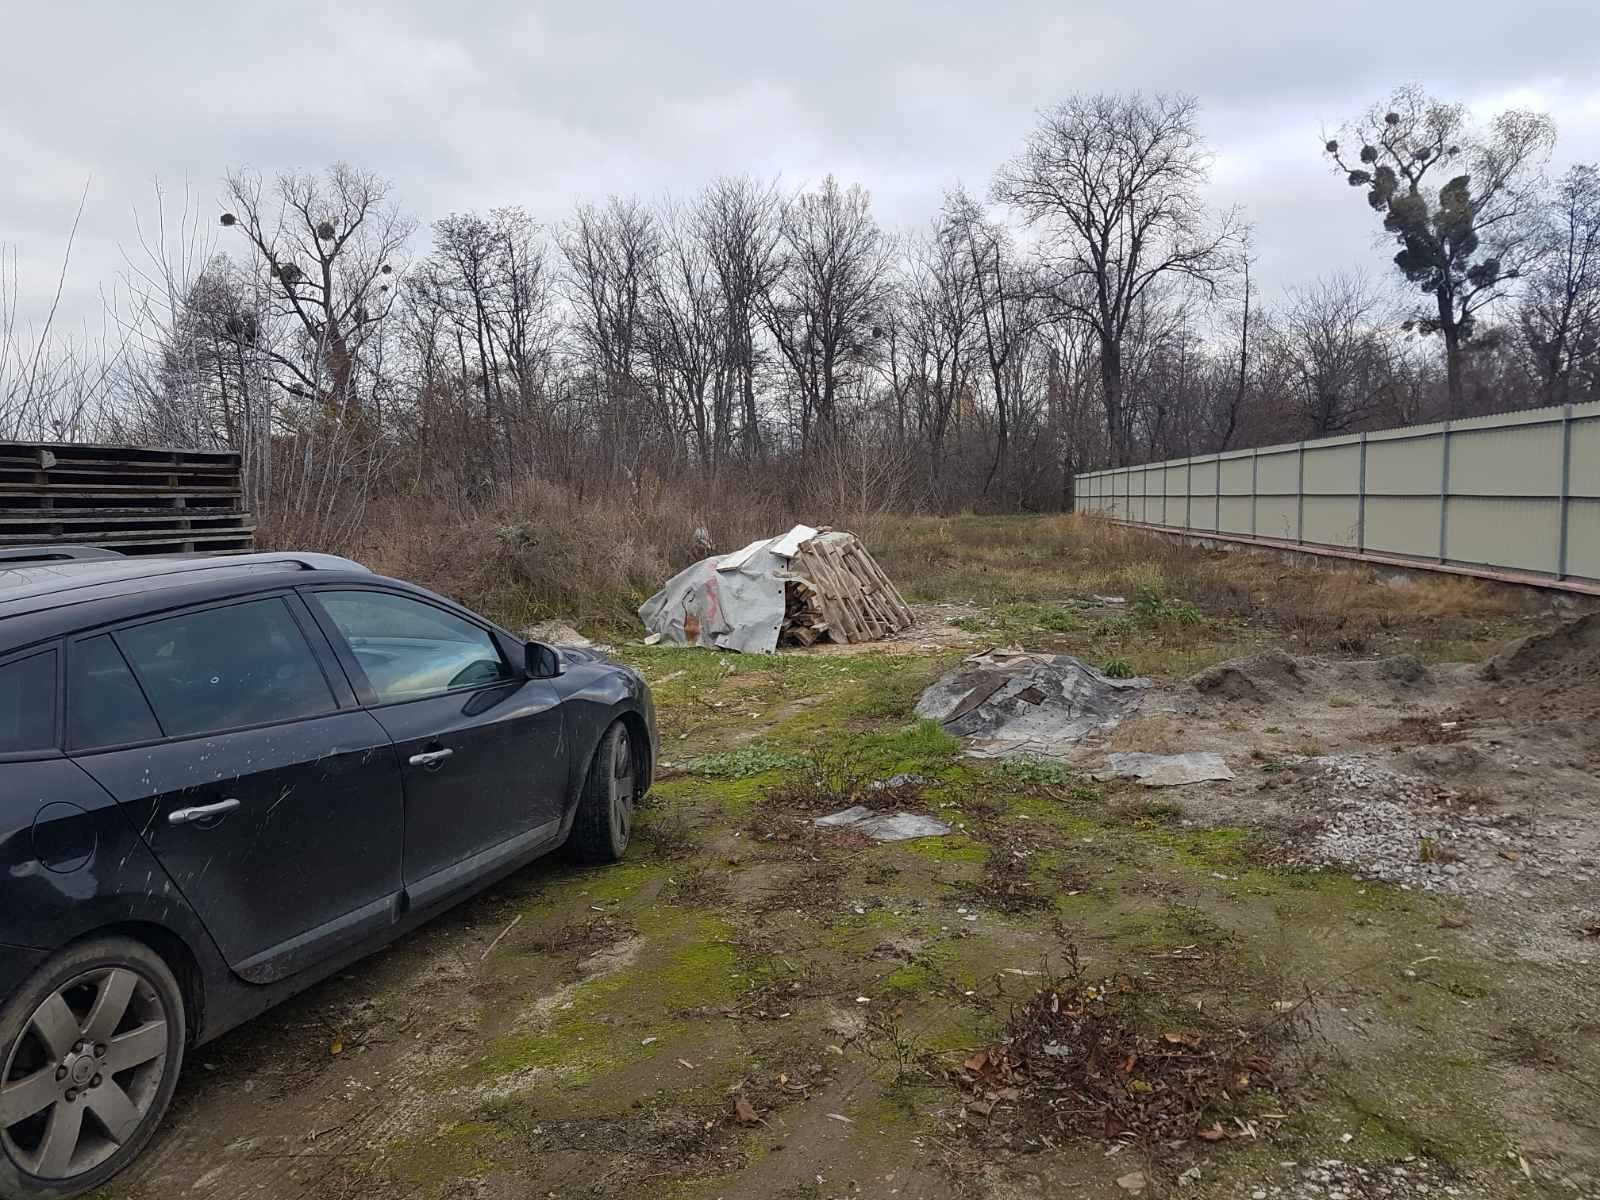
914 648 1152 759
813 806 953 842
1091 751 1235 787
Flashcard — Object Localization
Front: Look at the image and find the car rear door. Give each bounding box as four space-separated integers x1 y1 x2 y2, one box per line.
301 587 569 910
67 593 406 984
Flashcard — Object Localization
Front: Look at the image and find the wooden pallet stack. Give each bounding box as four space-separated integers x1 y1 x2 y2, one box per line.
0 441 255 557
780 530 914 646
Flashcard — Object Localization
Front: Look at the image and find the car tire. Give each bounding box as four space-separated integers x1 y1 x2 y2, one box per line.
0 938 185 1200
566 721 637 864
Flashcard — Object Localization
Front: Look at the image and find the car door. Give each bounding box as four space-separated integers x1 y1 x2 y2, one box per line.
67 594 406 984
301 587 568 908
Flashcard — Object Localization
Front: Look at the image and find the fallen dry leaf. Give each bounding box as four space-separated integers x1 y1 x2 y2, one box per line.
734 1097 761 1126
1439 913 1471 929
1117 1170 1148 1193
963 1051 989 1073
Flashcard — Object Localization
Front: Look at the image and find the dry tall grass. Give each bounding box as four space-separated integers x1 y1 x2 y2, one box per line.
265 482 1524 644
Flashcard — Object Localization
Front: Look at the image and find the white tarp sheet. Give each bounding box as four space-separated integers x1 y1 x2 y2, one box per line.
638 524 819 654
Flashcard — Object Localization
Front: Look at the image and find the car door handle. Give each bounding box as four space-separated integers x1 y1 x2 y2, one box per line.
169 799 242 826
409 748 454 768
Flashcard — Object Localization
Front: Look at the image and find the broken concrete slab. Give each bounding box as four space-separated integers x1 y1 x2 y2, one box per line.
915 647 1151 759
814 806 952 842
1092 751 1234 787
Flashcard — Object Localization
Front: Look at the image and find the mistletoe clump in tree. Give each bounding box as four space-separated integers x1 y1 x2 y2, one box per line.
1326 86 1553 415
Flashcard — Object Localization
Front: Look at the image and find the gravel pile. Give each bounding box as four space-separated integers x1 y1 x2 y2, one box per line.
1280 756 1557 896
1221 1158 1482 1200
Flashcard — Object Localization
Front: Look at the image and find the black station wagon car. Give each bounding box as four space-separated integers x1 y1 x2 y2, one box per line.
0 547 654 1198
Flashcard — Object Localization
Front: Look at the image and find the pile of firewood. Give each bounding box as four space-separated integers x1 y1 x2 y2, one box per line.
779 530 914 646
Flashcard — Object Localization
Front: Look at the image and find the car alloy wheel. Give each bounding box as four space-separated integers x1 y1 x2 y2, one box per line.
0 967 169 1181
610 724 636 849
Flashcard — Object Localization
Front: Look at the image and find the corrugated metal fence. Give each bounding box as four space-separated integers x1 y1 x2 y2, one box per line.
1075 400 1600 590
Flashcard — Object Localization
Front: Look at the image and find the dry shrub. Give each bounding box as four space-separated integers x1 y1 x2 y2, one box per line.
952 944 1305 1154
266 473 810 628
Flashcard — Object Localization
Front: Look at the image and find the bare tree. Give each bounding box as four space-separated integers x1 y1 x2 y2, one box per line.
899 218 979 495
696 177 782 465
221 164 412 418
1520 163 1600 405
759 177 893 459
560 197 663 486
1274 272 1391 436
995 92 1238 465
642 202 729 473
942 189 1041 495
1326 87 1554 415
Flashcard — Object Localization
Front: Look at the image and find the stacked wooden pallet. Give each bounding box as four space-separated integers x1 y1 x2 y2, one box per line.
780 530 914 646
0 441 255 557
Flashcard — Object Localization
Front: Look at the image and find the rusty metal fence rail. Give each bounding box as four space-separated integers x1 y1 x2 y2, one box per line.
1074 400 1600 592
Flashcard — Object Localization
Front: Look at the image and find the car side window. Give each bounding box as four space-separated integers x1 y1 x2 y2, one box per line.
68 635 162 750
0 651 56 754
117 597 337 739
314 590 515 703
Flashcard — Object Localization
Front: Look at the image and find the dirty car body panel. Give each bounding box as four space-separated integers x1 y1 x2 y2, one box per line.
0 553 655 1051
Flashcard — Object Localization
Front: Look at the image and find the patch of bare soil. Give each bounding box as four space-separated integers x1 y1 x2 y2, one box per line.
1096 627 1600 964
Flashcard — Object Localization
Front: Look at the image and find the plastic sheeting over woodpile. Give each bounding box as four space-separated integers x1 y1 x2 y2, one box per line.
915 648 1152 758
638 524 913 654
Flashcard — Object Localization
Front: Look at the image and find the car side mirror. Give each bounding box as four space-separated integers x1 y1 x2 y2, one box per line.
525 641 564 679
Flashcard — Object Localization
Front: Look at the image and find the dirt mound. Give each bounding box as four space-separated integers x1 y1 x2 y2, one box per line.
1376 653 1428 684
1189 649 1305 703
1481 612 1600 685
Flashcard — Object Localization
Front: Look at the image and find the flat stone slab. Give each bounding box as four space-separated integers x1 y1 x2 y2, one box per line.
814 806 952 842
1092 751 1234 787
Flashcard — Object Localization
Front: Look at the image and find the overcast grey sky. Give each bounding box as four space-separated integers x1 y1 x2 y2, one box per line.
5 0 1600 336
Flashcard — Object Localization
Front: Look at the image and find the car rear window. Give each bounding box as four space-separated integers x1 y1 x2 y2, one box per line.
0 651 57 754
117 597 337 738
69 635 162 750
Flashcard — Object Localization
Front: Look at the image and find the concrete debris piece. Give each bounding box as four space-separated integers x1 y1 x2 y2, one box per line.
915 648 1150 758
638 525 912 654
870 773 932 790
814 806 952 842
523 620 595 648
1094 751 1235 787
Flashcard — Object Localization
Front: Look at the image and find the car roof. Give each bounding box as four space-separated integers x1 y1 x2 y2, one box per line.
0 552 373 654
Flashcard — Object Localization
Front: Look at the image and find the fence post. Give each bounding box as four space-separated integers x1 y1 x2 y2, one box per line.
1557 404 1573 579
1437 422 1452 564
1162 458 1169 527
1250 448 1258 539
1356 432 1368 553
1184 461 1193 533
1296 442 1305 545
1214 453 1222 532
